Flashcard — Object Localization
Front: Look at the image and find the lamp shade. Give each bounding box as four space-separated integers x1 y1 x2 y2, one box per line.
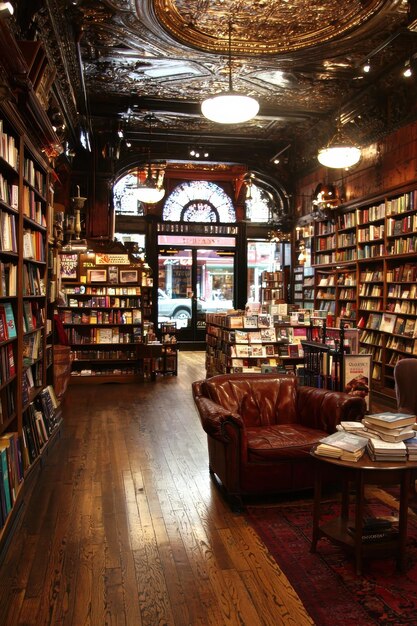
201 91 259 124
318 130 361 169
136 180 165 205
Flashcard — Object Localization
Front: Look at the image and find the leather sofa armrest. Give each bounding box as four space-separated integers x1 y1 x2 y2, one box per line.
296 386 367 433
193 396 244 440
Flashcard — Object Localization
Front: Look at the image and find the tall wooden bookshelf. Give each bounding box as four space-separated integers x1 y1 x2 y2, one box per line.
311 186 417 399
58 250 153 382
0 106 62 538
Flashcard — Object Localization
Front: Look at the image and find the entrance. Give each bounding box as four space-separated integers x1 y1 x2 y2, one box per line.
158 245 235 341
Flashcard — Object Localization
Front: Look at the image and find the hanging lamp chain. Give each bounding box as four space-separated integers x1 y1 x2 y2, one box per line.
228 20 233 92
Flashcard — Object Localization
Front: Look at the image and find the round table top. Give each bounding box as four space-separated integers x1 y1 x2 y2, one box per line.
310 444 417 471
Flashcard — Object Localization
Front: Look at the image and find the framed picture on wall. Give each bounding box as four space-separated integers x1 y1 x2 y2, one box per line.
108 266 119 284
119 269 138 284
87 269 107 283
60 253 78 280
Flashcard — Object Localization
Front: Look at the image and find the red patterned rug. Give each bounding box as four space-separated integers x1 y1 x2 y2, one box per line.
246 492 417 626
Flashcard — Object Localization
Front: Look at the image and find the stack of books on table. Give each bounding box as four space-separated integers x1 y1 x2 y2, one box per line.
367 438 407 461
405 438 417 460
362 412 416 444
315 431 368 462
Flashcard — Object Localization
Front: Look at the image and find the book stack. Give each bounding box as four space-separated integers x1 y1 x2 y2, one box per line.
405 438 417 460
362 412 416 443
367 438 407 462
315 431 368 462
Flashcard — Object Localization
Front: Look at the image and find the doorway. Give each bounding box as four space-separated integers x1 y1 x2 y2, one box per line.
158 246 235 342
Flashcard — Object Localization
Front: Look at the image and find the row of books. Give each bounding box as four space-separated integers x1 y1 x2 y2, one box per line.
65 326 142 344
59 308 142 325
23 229 45 262
0 343 15 386
386 263 417 283
23 158 46 196
0 209 17 252
71 366 142 377
357 224 384 242
386 214 417 236
63 285 142 296
22 186 46 226
65 296 141 308
356 202 385 224
0 261 17 297
0 175 18 210
23 263 45 296
23 300 44 333
21 386 60 471
0 121 18 168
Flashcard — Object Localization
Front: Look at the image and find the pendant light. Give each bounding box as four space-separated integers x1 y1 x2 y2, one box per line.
318 118 361 169
136 114 165 205
201 21 259 125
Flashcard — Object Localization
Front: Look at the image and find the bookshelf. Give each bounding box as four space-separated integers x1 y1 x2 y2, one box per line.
58 250 153 382
0 106 62 538
311 185 417 399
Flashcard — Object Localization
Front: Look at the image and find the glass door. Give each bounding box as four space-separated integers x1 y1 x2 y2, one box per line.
158 246 235 341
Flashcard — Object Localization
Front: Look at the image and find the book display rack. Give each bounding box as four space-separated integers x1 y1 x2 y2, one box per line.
205 311 307 377
311 186 417 398
58 251 153 383
0 107 62 538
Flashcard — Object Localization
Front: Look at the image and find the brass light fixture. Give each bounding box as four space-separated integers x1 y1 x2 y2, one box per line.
201 21 259 124
318 119 361 169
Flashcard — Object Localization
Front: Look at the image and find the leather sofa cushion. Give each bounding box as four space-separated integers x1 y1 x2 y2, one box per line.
246 424 328 462
204 376 297 427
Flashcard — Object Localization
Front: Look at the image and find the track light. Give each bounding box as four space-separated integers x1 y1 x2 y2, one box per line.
363 60 371 73
117 129 124 138
403 61 413 78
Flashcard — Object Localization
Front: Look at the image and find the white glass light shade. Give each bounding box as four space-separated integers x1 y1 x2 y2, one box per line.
318 145 361 168
136 182 165 204
201 91 259 124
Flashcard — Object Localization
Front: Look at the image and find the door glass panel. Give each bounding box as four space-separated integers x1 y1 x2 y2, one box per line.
196 249 234 332
158 249 193 329
247 240 283 303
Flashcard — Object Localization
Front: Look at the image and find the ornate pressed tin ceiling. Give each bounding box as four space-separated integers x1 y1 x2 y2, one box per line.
27 0 417 172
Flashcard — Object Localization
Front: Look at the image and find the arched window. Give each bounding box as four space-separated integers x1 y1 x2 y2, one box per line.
245 183 277 223
113 171 145 216
163 181 236 222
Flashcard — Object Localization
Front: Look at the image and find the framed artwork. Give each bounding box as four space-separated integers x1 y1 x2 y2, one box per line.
119 269 138 284
87 269 107 283
108 266 119 284
60 254 78 280
343 354 372 410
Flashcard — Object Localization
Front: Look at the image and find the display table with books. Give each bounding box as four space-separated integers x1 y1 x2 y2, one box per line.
310 445 417 575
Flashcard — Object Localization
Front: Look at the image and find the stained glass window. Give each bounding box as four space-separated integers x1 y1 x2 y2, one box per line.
163 181 236 222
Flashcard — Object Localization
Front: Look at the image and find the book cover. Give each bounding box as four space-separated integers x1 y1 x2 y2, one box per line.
366 412 416 429
0 444 11 516
319 431 368 453
3 303 16 339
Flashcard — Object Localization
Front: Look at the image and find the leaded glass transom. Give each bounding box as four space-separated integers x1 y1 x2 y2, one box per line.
163 181 235 222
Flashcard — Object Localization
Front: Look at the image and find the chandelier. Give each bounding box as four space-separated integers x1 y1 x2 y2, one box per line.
201 21 259 124
136 114 165 205
318 121 361 169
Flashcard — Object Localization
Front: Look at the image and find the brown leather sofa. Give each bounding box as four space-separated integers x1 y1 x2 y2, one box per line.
192 373 367 509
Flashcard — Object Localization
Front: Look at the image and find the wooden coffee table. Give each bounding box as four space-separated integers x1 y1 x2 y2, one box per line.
310 446 417 575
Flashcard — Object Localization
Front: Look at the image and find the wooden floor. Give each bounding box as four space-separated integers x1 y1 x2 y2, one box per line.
0 353 391 626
